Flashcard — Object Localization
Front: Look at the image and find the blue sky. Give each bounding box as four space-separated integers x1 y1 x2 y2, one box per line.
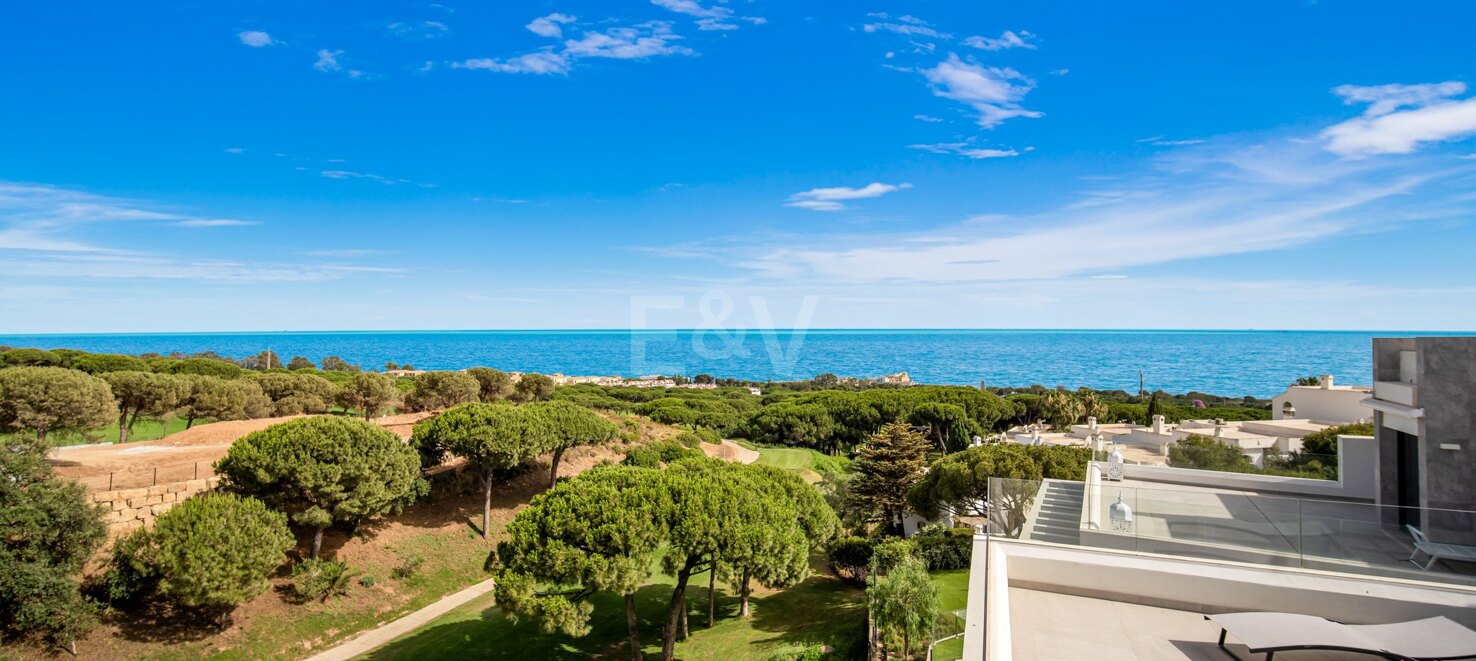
2 1 1475 333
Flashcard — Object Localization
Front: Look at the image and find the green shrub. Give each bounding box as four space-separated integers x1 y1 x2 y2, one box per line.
292 558 357 602
621 439 703 468
358 575 376 588
871 539 916 574
912 526 972 571
828 536 873 584
119 493 293 610
766 643 830 661
391 555 424 581
98 531 156 607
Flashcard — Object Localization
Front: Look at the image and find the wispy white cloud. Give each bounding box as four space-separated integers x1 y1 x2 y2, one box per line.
863 14 951 39
909 143 1022 159
237 30 276 47
224 147 245 154
922 54 1041 128
0 229 101 252
318 169 434 187
732 132 1472 282
786 182 913 211
388 20 449 39
314 49 342 72
311 49 368 78
307 248 390 258
0 253 402 283
526 13 575 38
456 19 691 76
455 51 570 75
913 114 944 123
1137 136 1204 146
0 182 257 248
565 22 691 59
176 219 258 228
650 0 761 31
1321 81 1476 157
963 30 1036 51
0 182 397 286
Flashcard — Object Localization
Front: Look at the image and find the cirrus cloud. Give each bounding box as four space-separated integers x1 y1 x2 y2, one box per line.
786 182 913 211
1321 81 1476 157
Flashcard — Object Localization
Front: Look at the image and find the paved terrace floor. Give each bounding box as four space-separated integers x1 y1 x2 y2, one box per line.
1010 588 1380 661
1092 479 1476 584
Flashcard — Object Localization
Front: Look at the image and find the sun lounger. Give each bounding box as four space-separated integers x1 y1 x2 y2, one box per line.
1205 612 1476 660
1408 525 1476 571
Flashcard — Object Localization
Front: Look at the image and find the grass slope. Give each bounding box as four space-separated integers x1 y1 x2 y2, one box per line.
929 570 970 661
2 417 192 447
366 560 865 661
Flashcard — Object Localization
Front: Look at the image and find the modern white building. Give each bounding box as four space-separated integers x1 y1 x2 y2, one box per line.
1271 374 1373 423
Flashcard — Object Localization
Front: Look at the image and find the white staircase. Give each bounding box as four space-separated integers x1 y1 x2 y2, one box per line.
1022 479 1085 545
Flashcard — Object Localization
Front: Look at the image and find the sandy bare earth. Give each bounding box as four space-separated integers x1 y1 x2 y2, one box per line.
701 439 760 464
48 413 435 489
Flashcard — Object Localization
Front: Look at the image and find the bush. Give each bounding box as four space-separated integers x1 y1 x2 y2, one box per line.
767 643 831 661
391 555 424 581
292 559 357 602
1301 421 1374 456
871 539 916 574
98 531 156 607
358 575 376 588
622 439 704 468
122 493 294 610
912 526 972 571
828 536 873 585
1 432 108 646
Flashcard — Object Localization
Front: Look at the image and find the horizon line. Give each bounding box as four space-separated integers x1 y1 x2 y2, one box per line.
2 327 1474 337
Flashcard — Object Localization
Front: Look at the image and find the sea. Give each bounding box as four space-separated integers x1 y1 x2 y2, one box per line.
0 330 1468 399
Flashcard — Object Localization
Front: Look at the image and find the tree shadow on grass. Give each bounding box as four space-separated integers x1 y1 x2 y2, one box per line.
361 569 866 661
362 582 678 661
109 599 234 645
741 575 867 651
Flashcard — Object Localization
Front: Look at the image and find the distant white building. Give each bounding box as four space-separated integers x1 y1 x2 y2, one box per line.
1271 374 1372 423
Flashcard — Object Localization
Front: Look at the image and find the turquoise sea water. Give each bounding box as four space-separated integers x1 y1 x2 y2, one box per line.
0 330 1468 398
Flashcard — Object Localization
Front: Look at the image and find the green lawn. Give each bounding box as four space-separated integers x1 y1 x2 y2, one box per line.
754 447 816 471
929 569 970 661
365 560 866 661
4 416 191 447
752 447 845 484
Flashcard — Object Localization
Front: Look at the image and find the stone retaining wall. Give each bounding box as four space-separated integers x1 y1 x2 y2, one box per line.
91 477 221 536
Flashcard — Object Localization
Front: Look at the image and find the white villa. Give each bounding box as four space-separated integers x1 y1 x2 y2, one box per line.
956 337 1476 660
1271 374 1374 422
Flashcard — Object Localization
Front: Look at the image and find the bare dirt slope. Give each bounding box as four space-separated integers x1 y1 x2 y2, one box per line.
49 413 435 488
701 439 760 464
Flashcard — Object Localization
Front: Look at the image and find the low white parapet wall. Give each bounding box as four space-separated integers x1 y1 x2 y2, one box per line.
1106 434 1377 500
961 535 1013 661
995 539 1476 628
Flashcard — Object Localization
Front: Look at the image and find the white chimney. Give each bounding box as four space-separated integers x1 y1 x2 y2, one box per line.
1087 416 1098 431
1320 374 1334 389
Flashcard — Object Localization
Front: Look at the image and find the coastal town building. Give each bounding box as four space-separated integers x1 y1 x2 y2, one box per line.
1271 373 1373 422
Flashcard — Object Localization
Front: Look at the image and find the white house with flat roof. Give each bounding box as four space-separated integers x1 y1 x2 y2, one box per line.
1271 374 1373 423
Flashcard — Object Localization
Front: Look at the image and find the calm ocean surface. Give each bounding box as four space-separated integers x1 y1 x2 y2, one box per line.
0 330 1468 398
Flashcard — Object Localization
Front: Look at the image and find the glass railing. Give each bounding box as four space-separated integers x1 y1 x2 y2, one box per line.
1167 451 1341 480
987 476 1476 586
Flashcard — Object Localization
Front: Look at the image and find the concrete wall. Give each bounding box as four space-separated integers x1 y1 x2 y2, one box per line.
1374 337 1476 543
995 540 1476 628
1102 433 1378 501
91 476 221 536
1416 337 1476 512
